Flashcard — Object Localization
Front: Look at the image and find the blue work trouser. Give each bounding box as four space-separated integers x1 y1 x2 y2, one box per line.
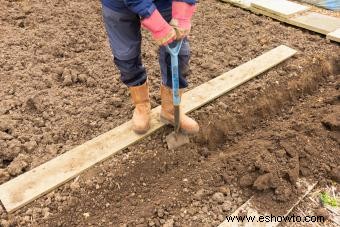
102 5 190 88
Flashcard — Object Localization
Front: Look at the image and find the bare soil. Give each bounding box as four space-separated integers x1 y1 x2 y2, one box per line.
0 0 339 226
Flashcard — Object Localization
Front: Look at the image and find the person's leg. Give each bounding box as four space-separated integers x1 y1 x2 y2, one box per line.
102 5 151 134
157 3 199 134
102 5 146 86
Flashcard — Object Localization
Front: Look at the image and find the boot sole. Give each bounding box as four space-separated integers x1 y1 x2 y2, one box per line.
133 125 150 134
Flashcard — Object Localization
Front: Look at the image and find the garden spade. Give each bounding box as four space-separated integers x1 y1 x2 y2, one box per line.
165 40 190 149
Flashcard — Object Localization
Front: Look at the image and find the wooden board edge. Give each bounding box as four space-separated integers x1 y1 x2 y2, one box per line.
251 7 332 35
289 14 336 35
327 29 340 43
251 1 309 19
250 7 292 23
219 0 251 9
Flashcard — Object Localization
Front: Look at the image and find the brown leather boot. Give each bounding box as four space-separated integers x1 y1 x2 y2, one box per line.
160 84 199 134
129 82 151 134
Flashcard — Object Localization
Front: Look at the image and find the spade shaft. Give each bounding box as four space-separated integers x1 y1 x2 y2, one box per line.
165 40 190 149
165 40 183 133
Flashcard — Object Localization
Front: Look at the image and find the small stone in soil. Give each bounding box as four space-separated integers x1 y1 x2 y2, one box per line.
157 208 164 218
219 186 231 196
78 74 87 82
110 97 123 107
63 74 73 86
23 140 37 152
148 220 155 226
212 192 224 204
194 189 205 200
221 201 232 212
239 174 254 187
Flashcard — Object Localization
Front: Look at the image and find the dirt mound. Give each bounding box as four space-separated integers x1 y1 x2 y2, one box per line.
194 56 339 211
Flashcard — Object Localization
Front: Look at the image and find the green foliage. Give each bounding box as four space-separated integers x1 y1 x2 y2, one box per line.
320 192 338 207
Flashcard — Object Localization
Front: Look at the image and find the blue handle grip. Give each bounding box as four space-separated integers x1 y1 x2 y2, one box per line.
165 40 183 106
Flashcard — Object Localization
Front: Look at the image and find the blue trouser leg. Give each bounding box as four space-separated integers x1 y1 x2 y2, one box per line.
102 6 146 87
102 3 191 88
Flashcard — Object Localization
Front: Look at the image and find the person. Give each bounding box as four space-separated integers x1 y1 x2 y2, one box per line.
101 0 199 134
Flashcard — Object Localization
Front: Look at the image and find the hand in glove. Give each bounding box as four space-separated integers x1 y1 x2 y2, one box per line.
141 9 176 46
170 2 196 39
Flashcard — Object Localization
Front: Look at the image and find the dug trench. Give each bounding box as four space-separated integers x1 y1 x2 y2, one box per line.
12 55 336 227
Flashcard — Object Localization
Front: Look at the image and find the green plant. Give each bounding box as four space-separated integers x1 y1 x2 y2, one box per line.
320 192 338 207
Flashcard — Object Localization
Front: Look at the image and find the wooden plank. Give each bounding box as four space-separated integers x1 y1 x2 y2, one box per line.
218 178 317 227
0 45 297 213
251 0 309 18
219 0 252 9
327 29 340 42
251 7 293 24
222 0 340 42
291 12 340 35
251 7 340 37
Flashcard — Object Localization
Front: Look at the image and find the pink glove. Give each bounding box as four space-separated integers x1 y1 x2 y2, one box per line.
170 1 196 39
141 9 176 46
